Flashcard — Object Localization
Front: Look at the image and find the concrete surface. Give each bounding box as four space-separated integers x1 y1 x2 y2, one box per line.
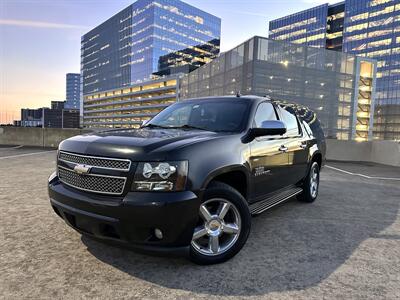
371 140 400 167
0 148 400 299
326 139 400 167
0 126 91 148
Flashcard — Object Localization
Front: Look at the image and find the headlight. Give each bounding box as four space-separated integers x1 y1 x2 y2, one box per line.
132 161 188 192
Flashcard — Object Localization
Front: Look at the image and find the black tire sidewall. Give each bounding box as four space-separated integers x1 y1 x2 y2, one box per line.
189 181 251 265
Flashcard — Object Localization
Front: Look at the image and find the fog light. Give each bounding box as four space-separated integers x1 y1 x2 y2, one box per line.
154 228 163 239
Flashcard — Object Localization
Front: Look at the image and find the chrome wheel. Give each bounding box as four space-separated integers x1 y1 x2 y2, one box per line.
310 165 319 198
191 198 241 256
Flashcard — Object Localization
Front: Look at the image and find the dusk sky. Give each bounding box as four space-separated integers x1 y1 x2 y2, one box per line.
0 0 341 124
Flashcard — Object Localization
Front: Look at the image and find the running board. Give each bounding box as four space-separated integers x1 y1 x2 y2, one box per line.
249 187 303 215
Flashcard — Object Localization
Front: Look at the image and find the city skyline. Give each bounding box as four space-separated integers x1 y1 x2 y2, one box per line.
268 0 400 140
0 0 342 124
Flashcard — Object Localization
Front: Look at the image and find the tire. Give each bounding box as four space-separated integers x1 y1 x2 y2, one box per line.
297 161 320 203
189 181 251 265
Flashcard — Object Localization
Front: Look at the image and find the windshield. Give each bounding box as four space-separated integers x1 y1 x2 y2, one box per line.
145 99 250 132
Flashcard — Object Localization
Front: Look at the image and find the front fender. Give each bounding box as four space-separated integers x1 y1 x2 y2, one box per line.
201 164 251 191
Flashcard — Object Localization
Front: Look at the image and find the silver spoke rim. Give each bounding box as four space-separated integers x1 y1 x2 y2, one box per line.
223 223 239 234
218 202 230 219
199 204 212 222
210 235 219 253
191 198 241 256
193 226 207 240
310 166 319 198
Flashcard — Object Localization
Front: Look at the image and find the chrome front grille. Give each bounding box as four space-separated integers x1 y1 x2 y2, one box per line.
57 151 131 195
58 167 126 195
58 151 131 171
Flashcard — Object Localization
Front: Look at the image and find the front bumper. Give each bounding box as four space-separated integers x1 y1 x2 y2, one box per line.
48 175 200 256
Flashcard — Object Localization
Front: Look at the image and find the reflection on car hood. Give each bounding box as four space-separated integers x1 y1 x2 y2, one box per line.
59 128 223 159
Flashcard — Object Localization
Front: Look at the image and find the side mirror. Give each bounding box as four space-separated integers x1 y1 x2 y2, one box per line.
249 120 287 139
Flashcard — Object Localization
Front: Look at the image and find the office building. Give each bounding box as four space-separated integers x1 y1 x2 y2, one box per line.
42 108 80 128
65 73 81 109
83 76 179 128
51 101 65 110
42 108 62 128
269 0 400 140
81 0 221 95
83 36 377 141
61 109 80 128
21 108 43 127
180 36 377 141
269 3 345 50
19 104 79 128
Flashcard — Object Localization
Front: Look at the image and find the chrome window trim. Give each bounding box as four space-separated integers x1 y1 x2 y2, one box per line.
58 151 132 172
58 166 127 196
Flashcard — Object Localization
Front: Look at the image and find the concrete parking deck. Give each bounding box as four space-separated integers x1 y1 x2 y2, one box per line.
0 147 399 299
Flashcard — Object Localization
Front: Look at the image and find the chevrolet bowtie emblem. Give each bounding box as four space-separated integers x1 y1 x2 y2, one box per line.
73 164 91 175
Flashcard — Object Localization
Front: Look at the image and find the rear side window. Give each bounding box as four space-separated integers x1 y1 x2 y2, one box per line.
254 102 277 127
280 108 299 137
303 121 313 137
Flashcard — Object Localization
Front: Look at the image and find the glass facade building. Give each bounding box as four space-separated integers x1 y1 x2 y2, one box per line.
269 0 400 140
81 0 220 96
65 73 81 110
342 0 400 140
180 36 377 141
269 4 330 48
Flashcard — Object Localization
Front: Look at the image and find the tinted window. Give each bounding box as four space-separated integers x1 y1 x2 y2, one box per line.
254 102 277 127
303 121 313 137
147 100 250 132
280 108 299 137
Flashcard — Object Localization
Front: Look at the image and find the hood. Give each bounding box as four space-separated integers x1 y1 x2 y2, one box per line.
59 128 222 160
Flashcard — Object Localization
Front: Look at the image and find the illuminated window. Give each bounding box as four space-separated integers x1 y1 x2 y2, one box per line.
353 43 367 51
369 6 394 18
350 13 369 22
328 12 345 21
346 33 367 42
270 17 317 35
327 32 343 39
307 33 325 42
368 29 393 38
368 38 392 48
369 16 394 28
292 37 307 44
370 0 392 7
377 70 390 77
346 23 368 33
367 49 391 57
377 60 388 67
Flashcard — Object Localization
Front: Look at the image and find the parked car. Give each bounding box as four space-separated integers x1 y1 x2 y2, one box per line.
48 95 326 264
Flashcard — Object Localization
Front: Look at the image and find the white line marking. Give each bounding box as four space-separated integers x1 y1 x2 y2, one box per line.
326 165 400 181
0 145 23 150
0 150 56 160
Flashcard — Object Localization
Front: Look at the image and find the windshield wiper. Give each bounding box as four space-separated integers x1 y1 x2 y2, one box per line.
168 124 210 131
141 123 169 129
143 123 210 131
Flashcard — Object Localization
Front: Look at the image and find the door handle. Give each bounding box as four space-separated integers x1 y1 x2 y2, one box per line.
299 141 307 149
279 145 288 153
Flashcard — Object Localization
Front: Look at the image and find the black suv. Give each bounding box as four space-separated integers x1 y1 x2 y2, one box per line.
49 96 325 264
